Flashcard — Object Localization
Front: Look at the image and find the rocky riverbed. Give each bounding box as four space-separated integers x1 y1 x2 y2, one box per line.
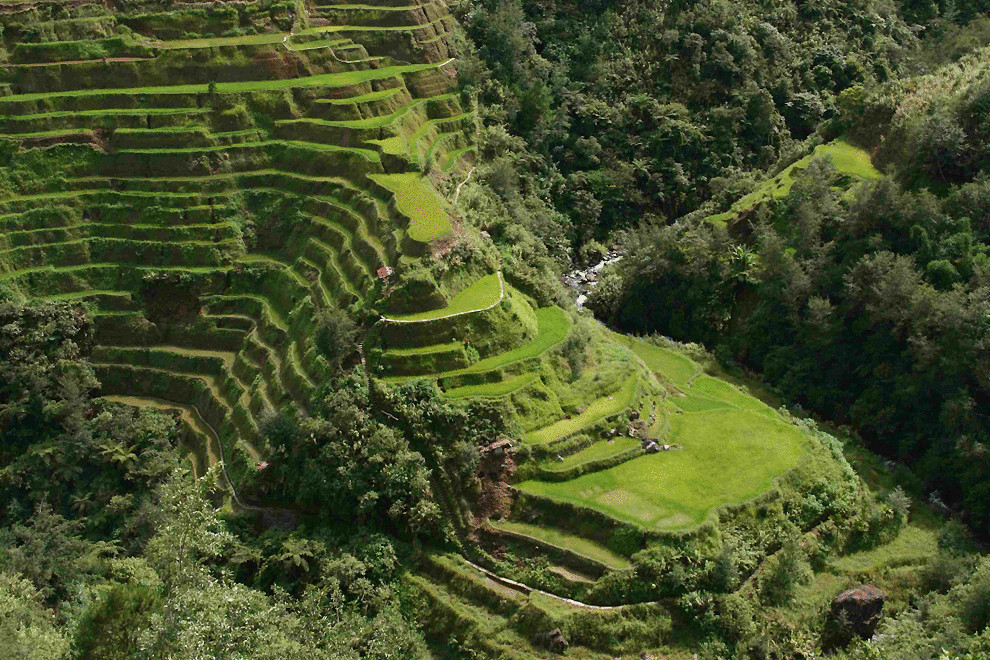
560 250 623 307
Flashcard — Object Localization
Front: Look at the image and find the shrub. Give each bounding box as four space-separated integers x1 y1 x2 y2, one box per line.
314 307 360 371
758 536 812 606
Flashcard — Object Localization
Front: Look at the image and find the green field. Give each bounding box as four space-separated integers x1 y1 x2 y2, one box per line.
489 519 632 569
443 372 539 398
519 407 806 530
518 335 808 530
524 373 639 445
830 523 939 574
368 172 452 242
443 306 572 376
545 436 641 471
384 272 502 322
707 140 883 224
0 61 444 103
610 332 698 386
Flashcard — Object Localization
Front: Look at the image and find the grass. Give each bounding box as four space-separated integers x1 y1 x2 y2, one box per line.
386 341 462 357
689 375 775 415
280 93 453 130
611 332 698 386
707 140 883 225
0 61 444 103
524 373 638 445
830 523 939 574
489 519 632 569
368 172 452 242
518 407 807 530
384 272 501 322
442 146 475 172
441 306 572 377
443 372 539 399
545 436 641 471
366 136 407 156
517 334 808 529
321 87 403 105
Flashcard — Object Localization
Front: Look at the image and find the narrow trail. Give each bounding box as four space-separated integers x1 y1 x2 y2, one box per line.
104 394 286 519
380 270 504 323
452 165 475 205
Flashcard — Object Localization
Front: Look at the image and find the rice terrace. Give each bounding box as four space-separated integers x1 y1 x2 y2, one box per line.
1 0 988 658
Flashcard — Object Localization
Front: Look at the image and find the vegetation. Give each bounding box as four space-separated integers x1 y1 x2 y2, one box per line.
1 0 989 657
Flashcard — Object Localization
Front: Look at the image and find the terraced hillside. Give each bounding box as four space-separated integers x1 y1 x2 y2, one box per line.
0 0 470 486
0 2 890 657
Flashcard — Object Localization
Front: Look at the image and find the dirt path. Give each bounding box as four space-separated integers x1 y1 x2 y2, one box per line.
452 165 475 205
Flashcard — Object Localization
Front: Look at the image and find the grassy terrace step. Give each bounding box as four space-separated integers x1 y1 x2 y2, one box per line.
541 436 642 473
488 519 632 570
60 172 392 253
0 60 449 103
406 111 471 159
403 573 538 659
203 295 318 391
442 371 539 399
90 343 265 438
94 363 257 482
383 272 502 322
441 144 475 173
8 183 393 270
524 374 639 445
0 108 207 131
297 211 381 277
368 172 452 243
283 92 455 130
295 256 337 309
300 238 362 303
518 408 807 531
1 221 238 244
0 262 229 287
317 85 404 106
422 128 466 167
610 332 699 387
435 306 572 381
0 236 239 272
385 340 462 356
517 334 809 531
203 310 307 411
105 139 382 163
377 340 469 376
296 15 453 35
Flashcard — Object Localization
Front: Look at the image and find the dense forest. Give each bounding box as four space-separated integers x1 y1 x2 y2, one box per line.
463 0 990 529
1 0 990 657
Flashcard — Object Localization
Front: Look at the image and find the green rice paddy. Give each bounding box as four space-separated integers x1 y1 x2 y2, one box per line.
384 272 502 322
544 436 641 471
0 61 444 103
524 373 639 445
441 306 571 376
610 332 698 386
517 335 808 530
443 372 539 399
489 519 632 569
368 172 452 242
518 407 806 530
